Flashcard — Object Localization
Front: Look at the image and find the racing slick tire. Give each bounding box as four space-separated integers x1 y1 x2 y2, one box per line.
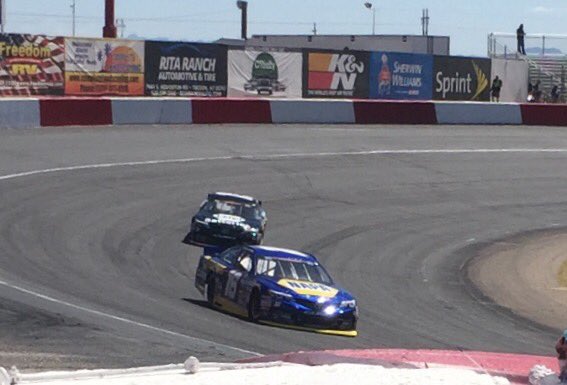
247 290 261 323
206 277 216 307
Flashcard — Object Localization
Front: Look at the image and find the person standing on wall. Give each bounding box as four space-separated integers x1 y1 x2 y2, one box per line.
533 80 542 102
551 85 560 103
490 76 503 102
517 24 526 55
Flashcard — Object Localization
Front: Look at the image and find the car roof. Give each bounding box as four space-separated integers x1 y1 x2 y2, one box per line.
208 192 260 205
248 245 317 263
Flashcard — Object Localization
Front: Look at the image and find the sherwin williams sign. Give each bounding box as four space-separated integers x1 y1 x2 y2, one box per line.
227 49 302 98
369 52 432 100
0 34 64 96
433 56 491 101
65 37 145 96
303 50 369 98
145 41 227 96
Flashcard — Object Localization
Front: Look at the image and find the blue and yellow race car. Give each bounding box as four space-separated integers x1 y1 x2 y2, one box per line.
194 245 358 337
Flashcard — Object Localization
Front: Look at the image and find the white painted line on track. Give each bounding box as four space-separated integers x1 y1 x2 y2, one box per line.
0 278 262 357
1 146 567 358
2 148 567 182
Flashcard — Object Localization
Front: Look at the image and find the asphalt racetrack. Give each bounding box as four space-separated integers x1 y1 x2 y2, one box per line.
1 124 566 369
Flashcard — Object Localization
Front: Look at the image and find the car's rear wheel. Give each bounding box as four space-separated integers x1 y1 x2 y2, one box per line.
206 277 216 307
247 290 261 322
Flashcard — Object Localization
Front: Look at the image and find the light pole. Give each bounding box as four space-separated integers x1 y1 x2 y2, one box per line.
364 2 375 35
236 1 248 40
71 0 76 37
116 18 125 38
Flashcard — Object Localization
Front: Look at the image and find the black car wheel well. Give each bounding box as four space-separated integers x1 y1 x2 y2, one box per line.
248 288 261 322
206 274 216 306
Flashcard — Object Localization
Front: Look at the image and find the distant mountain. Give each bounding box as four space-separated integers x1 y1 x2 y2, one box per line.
526 46 564 55
126 34 172 41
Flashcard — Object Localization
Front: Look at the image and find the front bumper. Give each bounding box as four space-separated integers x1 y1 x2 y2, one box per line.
265 300 358 336
260 320 357 337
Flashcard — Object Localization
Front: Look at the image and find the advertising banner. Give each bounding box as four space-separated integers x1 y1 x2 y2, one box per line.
369 52 433 100
145 41 227 96
65 37 144 96
227 49 302 98
0 34 64 96
433 56 491 101
303 50 369 98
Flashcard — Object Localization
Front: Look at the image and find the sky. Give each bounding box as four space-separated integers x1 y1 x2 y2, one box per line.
3 0 567 56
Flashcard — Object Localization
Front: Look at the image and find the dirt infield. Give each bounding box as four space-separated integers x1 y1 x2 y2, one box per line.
468 230 567 331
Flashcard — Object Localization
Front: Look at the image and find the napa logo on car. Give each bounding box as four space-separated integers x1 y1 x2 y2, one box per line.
278 279 338 297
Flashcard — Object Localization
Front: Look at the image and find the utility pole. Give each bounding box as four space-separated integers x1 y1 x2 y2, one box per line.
236 1 248 40
71 0 76 37
103 0 117 38
312 23 317 35
421 8 429 36
116 18 125 38
0 0 5 33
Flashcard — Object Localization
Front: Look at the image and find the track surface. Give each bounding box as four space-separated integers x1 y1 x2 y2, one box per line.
1 124 566 369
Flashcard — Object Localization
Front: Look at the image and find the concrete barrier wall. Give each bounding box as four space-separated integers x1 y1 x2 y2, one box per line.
435 102 522 125
271 100 355 124
2 98 567 128
354 101 437 124
40 99 112 126
521 104 567 126
0 99 40 129
192 98 272 124
112 99 192 125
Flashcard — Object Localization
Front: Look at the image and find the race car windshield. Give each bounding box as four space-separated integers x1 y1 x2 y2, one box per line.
204 199 262 220
256 256 333 285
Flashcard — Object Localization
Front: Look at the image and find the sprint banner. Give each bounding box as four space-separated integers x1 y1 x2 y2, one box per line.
433 56 491 101
0 34 64 96
303 50 369 98
65 37 145 96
